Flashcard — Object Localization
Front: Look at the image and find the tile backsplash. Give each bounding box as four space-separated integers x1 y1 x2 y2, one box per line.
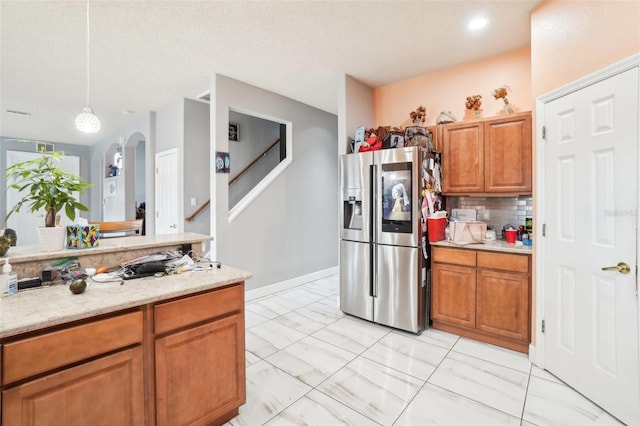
448 196 532 233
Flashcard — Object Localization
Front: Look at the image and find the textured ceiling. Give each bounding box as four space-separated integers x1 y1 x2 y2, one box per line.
0 0 541 146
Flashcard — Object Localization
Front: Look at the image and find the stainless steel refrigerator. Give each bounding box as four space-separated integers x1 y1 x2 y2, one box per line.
339 146 431 334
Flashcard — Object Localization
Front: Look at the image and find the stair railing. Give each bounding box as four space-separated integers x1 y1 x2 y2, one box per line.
229 138 280 186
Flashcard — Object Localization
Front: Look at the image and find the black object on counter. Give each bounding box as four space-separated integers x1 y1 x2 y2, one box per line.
18 277 43 290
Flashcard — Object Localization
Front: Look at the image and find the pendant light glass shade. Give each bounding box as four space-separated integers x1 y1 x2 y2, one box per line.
76 0 100 134
75 107 101 133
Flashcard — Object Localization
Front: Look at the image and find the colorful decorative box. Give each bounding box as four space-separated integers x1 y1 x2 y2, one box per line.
66 225 100 249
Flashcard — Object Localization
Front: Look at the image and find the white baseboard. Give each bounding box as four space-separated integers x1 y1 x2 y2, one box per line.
528 344 536 364
245 266 338 302
529 343 544 368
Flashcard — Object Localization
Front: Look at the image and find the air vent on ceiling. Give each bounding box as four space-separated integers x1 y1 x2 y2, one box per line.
36 142 55 153
5 109 31 117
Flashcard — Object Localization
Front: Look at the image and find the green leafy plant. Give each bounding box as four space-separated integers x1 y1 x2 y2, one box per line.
5 151 92 227
0 235 12 256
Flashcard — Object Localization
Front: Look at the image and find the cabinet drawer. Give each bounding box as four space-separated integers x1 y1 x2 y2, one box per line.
433 247 476 267
477 251 529 274
3 311 143 385
155 283 244 335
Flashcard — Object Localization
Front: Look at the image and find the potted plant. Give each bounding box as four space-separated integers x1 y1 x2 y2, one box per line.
5 151 92 251
0 235 12 257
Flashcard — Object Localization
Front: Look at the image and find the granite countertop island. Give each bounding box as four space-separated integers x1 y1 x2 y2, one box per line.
0 233 251 425
0 232 253 338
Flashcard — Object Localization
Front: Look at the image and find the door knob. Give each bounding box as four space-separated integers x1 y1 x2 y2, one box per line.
170 224 176 229
601 262 631 274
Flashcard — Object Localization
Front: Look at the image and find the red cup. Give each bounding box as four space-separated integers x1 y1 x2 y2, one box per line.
505 229 517 243
427 217 446 242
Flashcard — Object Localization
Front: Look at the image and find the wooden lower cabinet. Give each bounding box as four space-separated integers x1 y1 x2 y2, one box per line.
0 283 246 426
431 247 531 353
476 269 529 342
155 313 245 426
2 347 144 426
431 263 476 328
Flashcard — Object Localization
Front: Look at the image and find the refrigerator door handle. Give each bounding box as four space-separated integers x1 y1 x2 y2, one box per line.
371 164 378 298
371 243 377 298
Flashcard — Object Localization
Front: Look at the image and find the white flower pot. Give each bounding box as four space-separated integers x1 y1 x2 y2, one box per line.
37 226 67 252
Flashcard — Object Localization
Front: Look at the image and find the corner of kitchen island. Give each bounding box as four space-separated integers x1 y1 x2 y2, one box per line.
0 233 252 426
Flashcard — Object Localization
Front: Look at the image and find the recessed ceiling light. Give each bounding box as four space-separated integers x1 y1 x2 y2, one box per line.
468 17 488 30
5 109 32 117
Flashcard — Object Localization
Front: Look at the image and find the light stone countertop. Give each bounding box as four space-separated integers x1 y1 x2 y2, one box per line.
0 232 252 339
1 232 212 264
0 263 252 339
431 239 533 254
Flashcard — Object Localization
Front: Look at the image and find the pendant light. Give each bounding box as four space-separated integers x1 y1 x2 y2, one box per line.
75 0 101 133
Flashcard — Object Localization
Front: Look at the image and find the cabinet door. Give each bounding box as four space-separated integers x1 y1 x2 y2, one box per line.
155 313 245 426
483 114 532 193
427 125 442 152
442 121 484 193
476 269 530 342
431 263 476 328
2 347 144 426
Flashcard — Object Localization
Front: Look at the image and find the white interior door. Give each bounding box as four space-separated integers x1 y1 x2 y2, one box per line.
543 67 639 424
6 151 80 245
155 149 180 235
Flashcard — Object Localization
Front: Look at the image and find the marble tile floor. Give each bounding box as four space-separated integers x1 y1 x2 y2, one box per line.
229 274 624 426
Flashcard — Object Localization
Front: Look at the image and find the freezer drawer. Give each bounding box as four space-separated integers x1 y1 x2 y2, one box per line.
340 240 373 321
374 244 424 333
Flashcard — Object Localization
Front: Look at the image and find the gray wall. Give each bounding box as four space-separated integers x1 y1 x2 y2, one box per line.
212 75 338 290
155 100 184 154
1 138 92 226
183 99 210 238
89 111 155 231
135 140 146 205
228 111 281 207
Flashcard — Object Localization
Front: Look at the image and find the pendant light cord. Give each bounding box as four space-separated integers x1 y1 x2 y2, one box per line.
85 0 91 108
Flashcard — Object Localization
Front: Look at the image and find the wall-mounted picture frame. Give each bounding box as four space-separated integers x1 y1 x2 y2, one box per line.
215 151 230 173
229 122 239 141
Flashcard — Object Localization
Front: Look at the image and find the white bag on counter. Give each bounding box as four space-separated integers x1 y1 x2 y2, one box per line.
450 221 487 245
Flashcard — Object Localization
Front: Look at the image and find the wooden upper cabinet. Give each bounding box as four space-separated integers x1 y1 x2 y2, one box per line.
483 114 532 193
441 121 484 193
427 125 442 152
441 112 532 195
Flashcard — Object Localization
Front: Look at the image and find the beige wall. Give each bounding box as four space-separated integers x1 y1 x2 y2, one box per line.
531 0 640 98
529 0 639 345
371 0 639 349
374 47 532 128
